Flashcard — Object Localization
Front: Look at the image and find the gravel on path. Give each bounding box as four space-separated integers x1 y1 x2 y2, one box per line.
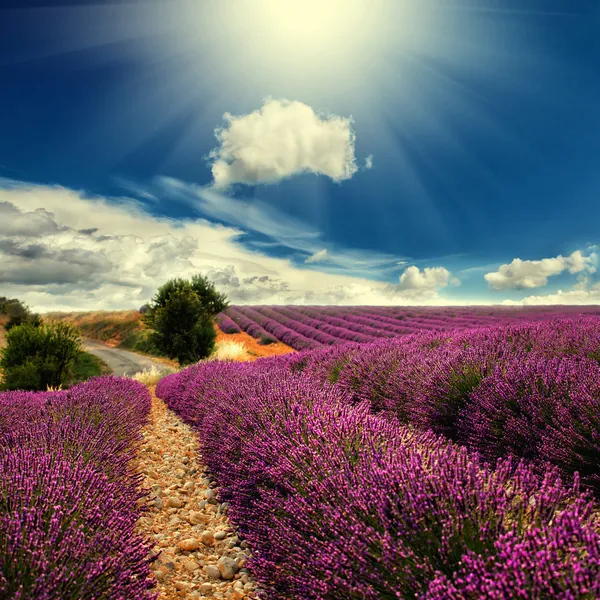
134 389 257 600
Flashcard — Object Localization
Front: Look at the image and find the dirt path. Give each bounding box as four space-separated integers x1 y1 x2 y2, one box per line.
135 390 257 600
82 339 173 377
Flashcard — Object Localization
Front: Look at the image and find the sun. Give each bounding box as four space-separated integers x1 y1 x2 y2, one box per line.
170 0 430 94
256 0 368 58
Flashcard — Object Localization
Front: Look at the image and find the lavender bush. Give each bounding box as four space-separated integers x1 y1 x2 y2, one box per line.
461 353 600 492
0 376 156 599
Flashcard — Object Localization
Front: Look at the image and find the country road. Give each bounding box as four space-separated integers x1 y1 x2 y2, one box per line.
82 339 175 377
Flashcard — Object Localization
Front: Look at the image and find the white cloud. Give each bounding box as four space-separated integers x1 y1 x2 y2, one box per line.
397 265 460 292
0 180 459 311
501 282 600 306
207 98 359 189
305 249 328 264
484 250 596 290
365 154 373 169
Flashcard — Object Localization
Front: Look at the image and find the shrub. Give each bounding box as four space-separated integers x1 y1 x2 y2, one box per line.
0 323 81 391
147 289 216 365
2 299 41 332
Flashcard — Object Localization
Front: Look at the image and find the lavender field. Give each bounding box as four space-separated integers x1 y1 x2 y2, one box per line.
217 305 600 350
5 311 600 598
159 315 600 599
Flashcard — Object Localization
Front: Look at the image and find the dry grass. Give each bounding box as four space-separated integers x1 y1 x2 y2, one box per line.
131 365 173 386
214 324 295 360
44 310 142 347
208 339 250 361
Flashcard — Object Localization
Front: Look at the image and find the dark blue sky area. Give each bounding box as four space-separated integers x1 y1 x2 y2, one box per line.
1 0 599 307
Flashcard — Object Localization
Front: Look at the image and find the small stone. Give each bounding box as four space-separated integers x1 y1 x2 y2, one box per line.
214 531 227 541
183 559 200 572
200 530 214 546
206 565 221 579
178 538 200 552
183 481 195 491
230 592 244 600
205 489 218 504
173 580 191 592
199 582 214 593
188 511 207 525
166 496 184 508
217 556 238 580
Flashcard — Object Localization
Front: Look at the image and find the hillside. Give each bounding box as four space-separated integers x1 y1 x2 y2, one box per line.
45 310 294 362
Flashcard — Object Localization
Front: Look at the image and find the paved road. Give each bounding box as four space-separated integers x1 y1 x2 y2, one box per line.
83 339 175 377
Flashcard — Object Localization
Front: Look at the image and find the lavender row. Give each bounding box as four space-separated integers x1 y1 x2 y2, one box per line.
0 377 156 600
226 307 278 344
156 356 600 599
215 313 241 334
293 317 600 493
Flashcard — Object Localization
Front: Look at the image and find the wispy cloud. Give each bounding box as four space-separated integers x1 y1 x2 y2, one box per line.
153 176 407 278
305 249 328 264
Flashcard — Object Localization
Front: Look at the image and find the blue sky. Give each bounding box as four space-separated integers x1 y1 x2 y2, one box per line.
1 0 600 310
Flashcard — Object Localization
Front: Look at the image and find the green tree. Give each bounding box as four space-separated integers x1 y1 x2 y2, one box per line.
0 322 82 391
189 274 229 316
143 275 229 365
